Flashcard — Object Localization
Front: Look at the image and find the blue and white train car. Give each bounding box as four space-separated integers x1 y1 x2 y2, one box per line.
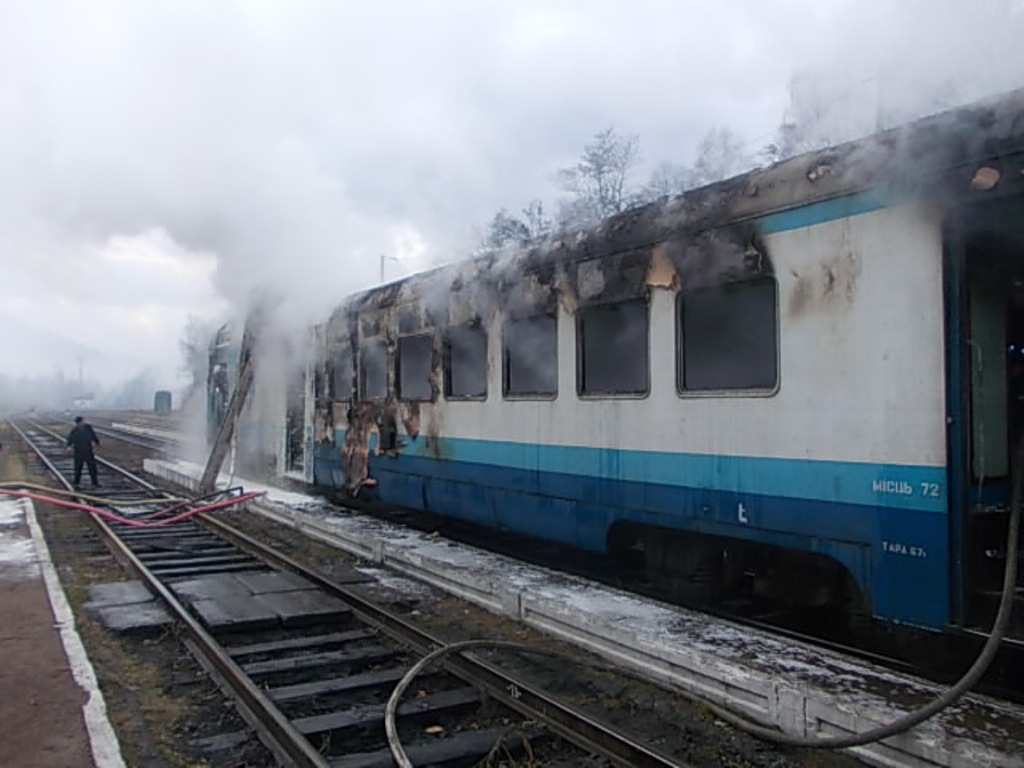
301 90 1024 636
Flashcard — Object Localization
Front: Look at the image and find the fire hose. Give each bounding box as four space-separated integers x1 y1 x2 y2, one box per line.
383 446 1022 758
0 483 264 527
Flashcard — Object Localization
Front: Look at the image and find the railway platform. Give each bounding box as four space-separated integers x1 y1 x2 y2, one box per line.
0 496 123 768
148 456 1024 768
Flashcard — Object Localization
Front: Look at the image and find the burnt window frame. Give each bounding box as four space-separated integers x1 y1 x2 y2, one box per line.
358 338 389 401
502 311 558 399
330 341 355 401
396 331 435 402
575 297 650 398
676 276 780 397
443 323 488 401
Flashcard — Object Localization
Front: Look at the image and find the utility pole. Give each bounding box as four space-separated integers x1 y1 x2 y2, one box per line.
380 254 399 283
199 308 262 493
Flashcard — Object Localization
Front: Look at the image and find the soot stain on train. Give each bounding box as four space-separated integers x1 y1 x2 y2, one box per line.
340 401 379 494
329 196 780 496
656 224 773 291
510 218 774 316
787 245 861 319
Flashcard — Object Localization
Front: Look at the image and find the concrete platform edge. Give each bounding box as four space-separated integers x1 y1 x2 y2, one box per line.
23 497 127 768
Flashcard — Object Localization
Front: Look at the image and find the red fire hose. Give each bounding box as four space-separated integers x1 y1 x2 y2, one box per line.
0 487 265 527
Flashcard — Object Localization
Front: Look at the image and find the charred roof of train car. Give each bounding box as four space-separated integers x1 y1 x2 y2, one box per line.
329 86 1024 323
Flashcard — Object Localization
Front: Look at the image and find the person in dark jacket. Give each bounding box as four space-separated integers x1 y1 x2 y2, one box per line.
66 415 100 487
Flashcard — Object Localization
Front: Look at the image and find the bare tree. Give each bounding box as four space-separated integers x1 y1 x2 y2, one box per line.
637 160 694 203
690 126 752 186
480 199 553 251
483 208 531 249
555 127 640 227
477 129 638 244
763 73 841 162
765 60 987 164
520 199 552 239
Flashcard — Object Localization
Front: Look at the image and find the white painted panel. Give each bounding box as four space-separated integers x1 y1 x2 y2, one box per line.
409 202 949 468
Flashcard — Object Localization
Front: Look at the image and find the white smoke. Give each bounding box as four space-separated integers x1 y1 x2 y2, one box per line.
1 0 1023 397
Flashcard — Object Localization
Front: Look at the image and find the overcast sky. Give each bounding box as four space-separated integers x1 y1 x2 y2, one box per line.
2 0 1023 397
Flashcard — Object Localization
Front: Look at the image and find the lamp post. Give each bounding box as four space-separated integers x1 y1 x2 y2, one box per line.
379 254 400 283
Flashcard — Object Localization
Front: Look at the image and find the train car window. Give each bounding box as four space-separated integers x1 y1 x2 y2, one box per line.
332 348 354 400
444 326 487 399
397 333 434 400
577 299 649 396
503 313 557 397
678 278 777 392
359 340 388 400
397 305 421 335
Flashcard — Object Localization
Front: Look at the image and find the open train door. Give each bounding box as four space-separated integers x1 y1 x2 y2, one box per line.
283 325 321 486
946 195 1024 637
283 368 306 476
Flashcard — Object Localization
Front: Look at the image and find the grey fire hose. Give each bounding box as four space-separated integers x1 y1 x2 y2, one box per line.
711 434 1024 749
385 442 1022 760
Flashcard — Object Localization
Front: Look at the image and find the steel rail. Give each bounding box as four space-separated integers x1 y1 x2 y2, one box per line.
202 511 688 768
92 425 168 452
20 417 689 766
10 420 330 768
83 517 330 767
40 413 178 454
22 419 169 490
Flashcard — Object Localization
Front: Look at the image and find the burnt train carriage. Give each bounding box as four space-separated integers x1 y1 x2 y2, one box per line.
296 91 1024 636
207 323 235 444
209 320 311 478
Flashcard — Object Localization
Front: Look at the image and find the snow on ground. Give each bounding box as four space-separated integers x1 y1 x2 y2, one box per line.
0 500 40 577
146 458 1024 762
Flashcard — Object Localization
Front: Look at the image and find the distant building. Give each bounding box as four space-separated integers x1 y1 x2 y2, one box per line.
72 394 95 410
154 390 173 412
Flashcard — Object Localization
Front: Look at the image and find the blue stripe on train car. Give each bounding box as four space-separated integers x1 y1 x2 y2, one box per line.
757 190 891 234
397 436 947 514
314 437 950 630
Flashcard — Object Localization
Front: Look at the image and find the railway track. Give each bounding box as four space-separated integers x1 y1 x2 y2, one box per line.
17 414 1024 765
51 413 1023 698
10 419 689 768
52 411 192 456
